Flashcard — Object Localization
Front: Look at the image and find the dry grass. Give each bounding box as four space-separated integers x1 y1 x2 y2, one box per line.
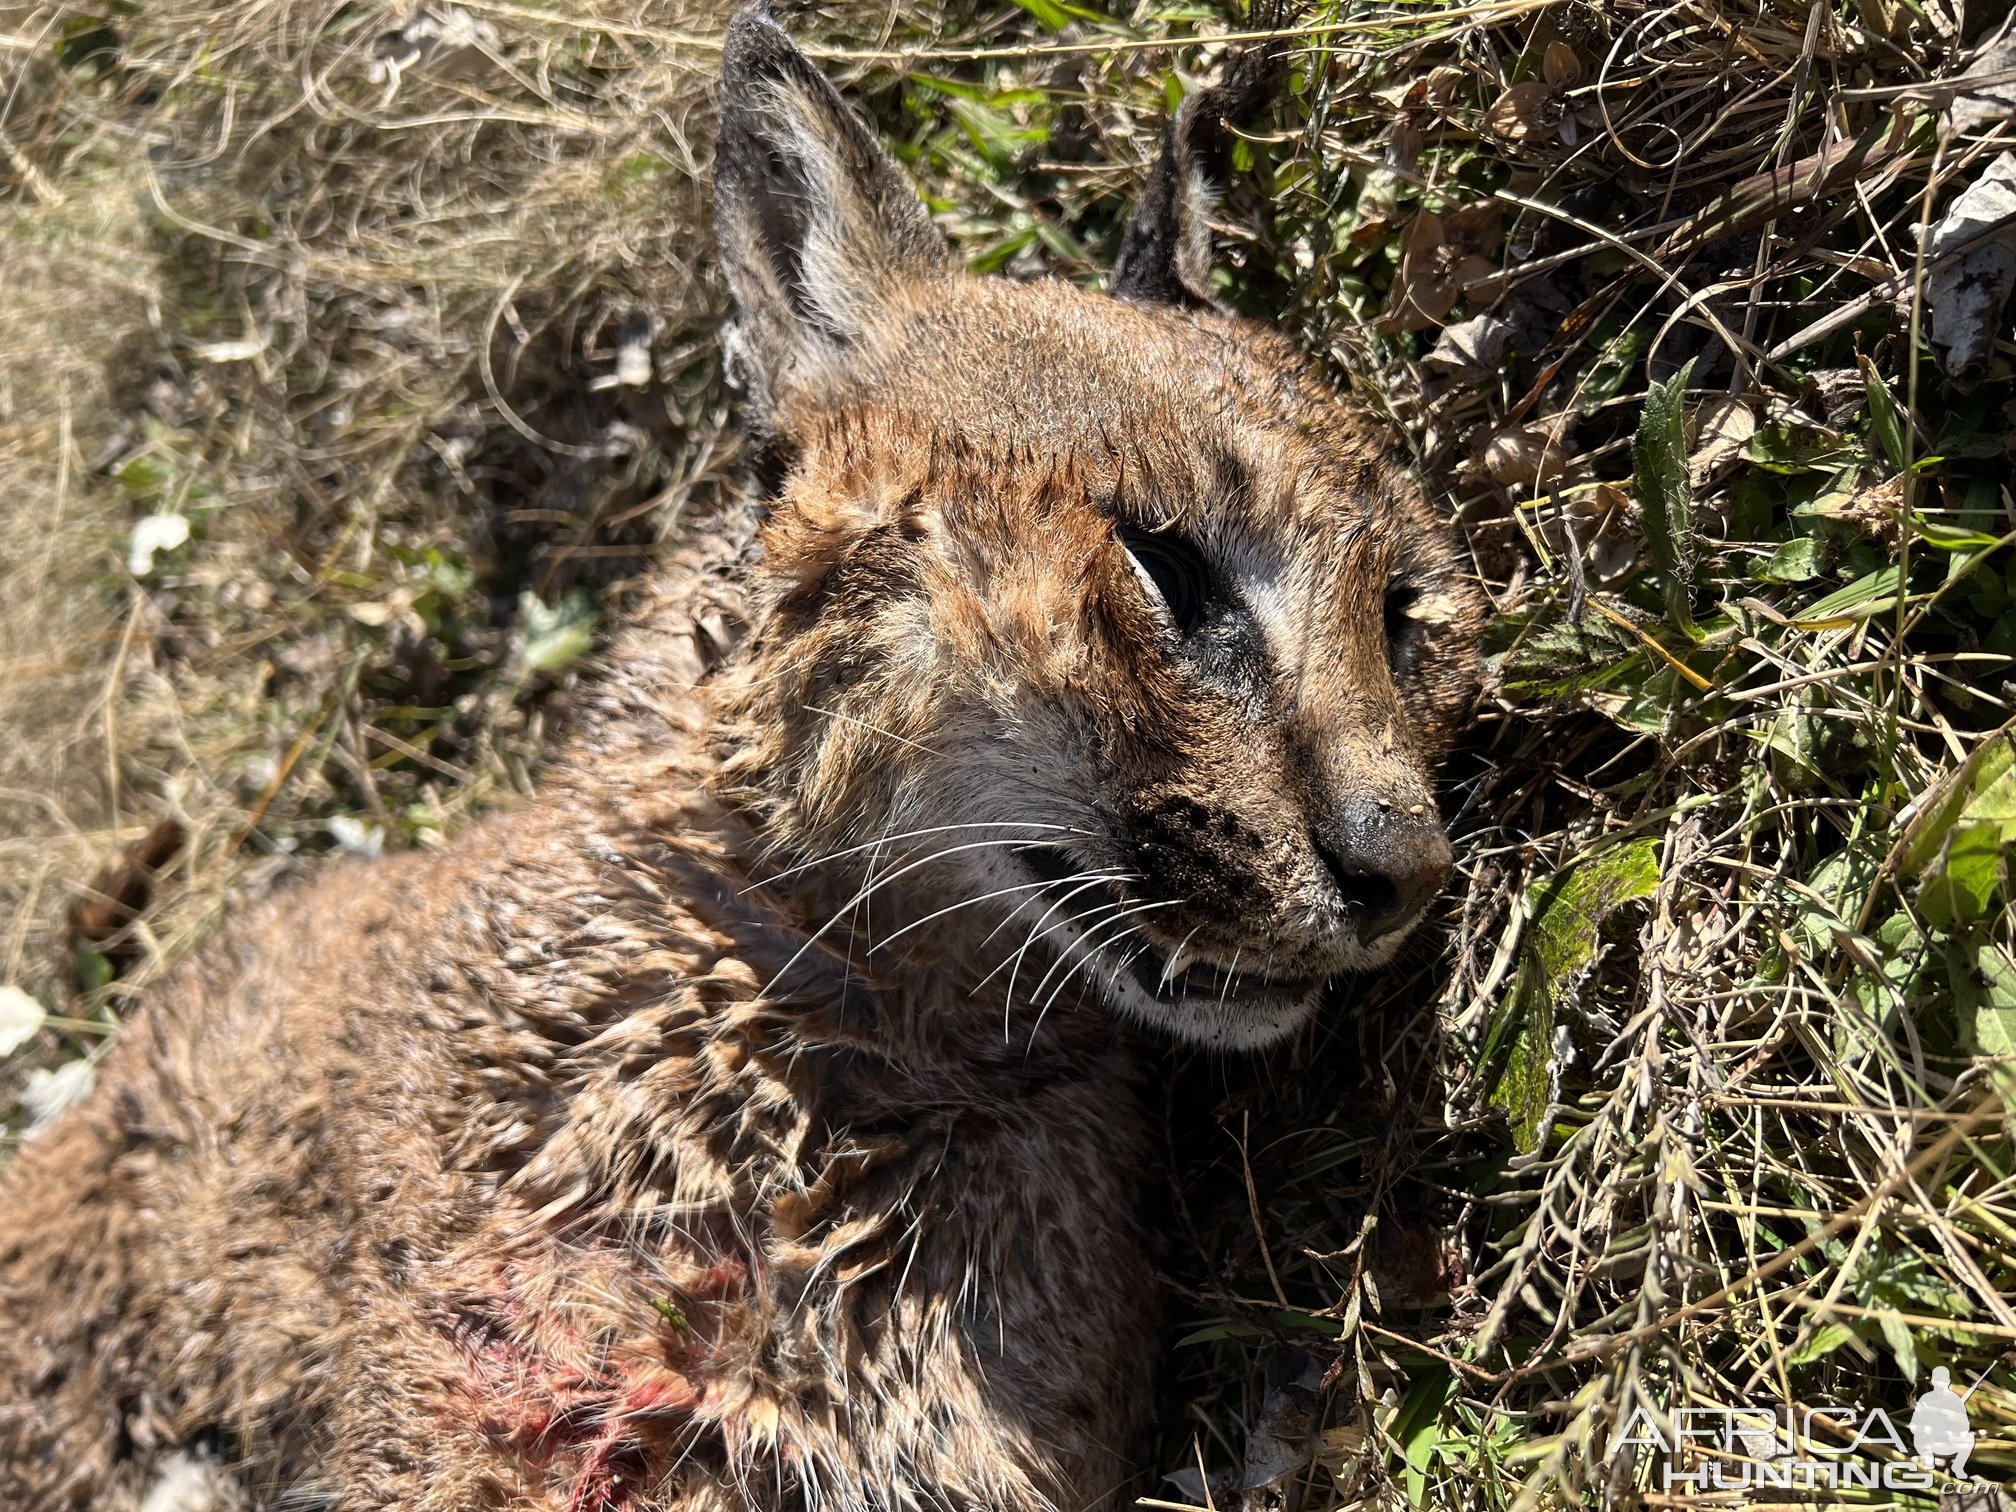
0 0 958 1060
6 0 2016 1507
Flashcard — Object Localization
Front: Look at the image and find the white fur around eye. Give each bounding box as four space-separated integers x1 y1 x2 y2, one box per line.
1127 552 1171 619
1233 572 1292 650
140 1453 246 1512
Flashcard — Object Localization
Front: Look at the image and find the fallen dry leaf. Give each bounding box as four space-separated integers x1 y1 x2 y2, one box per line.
1384 203 1502 331
1351 120 1422 246
1543 41 1582 92
1484 422 1570 489
1424 311 1513 377
1688 395 1758 488
1374 63 1464 114
1924 151 2016 390
1946 33 2016 135
1487 80 1567 142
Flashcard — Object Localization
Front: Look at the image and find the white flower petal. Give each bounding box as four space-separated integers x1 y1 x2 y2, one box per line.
23 1059 96 1134
326 815 385 857
189 338 266 364
128 512 192 576
0 984 47 1057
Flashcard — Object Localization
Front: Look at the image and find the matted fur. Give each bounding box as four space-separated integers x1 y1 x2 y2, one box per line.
0 12 1484 1510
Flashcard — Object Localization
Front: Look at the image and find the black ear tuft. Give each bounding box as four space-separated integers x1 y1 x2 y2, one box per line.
713 6 948 411
1108 32 1288 308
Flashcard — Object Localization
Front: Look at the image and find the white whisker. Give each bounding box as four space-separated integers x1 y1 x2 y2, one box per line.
974 868 1134 950
800 702 943 756
1215 947 1244 1016
742 821 1080 893
980 879 1134 1014
992 888 1140 1041
1024 902 1183 1050
869 875 1091 952
757 837 1094 999
1160 924 1205 987
1027 898 1181 1016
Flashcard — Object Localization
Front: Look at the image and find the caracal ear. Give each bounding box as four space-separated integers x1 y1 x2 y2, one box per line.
1108 41 1284 308
713 6 950 416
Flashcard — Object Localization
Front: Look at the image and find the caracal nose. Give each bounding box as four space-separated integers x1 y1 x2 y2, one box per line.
1311 803 1454 944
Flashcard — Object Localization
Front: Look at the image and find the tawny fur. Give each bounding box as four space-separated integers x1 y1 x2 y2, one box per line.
0 14 1485 1511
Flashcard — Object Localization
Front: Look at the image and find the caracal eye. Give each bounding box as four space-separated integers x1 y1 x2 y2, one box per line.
1119 525 1211 635
1384 582 1422 675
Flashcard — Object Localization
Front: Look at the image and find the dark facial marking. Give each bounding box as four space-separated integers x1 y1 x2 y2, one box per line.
1124 794 1268 918
1119 525 1210 634
1116 520 1272 714
1385 581 1423 679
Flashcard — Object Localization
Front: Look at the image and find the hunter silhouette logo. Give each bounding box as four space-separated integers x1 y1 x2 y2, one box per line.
1618 1362 1995 1494
1910 1366 1977 1477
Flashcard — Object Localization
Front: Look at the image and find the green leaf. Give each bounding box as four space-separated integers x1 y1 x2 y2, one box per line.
519 590 597 674
1269 1308 1349 1337
74 948 113 995
1918 822 2006 932
115 453 175 500
1612 664 1686 736
1174 1319 1264 1346
1006 0 1074 31
1847 1248 1964 1380
1485 840 1661 1151
1875 1309 1917 1380
1860 355 1908 474
1528 840 1663 996
1390 1366 1453 1507
605 150 674 190
905 74 1047 109
1952 940 2016 1057
1917 519 2004 552
947 98 1047 169
1495 606 1644 702
1795 564 1906 625
1631 360 1700 641
1582 324 1650 403
1746 420 1856 472
1902 726 2016 877
1488 969 1556 1158
1787 1321 1863 1366
1755 536 1827 585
